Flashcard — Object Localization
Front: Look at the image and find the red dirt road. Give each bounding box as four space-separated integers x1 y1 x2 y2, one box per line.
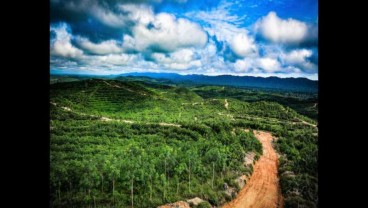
222 131 283 208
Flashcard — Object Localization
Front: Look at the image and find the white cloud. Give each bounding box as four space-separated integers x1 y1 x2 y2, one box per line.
75 37 122 55
62 0 128 28
230 33 257 57
63 2 208 53
52 41 83 59
50 23 140 69
123 12 207 52
234 59 252 72
118 4 155 26
95 54 134 66
50 23 83 58
197 40 218 65
281 49 317 71
151 49 202 70
232 46 318 75
255 12 308 44
50 2 318 79
91 5 127 28
171 49 195 63
185 1 257 57
114 4 209 53
233 56 282 73
256 57 281 72
282 49 312 64
202 41 217 57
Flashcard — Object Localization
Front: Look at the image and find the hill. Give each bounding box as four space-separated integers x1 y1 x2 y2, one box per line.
50 72 318 93
50 79 318 208
119 72 318 93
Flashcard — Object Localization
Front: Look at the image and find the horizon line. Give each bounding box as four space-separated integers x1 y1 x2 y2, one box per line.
50 71 318 81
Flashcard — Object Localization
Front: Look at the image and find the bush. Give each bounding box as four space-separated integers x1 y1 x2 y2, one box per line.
197 201 212 208
254 153 260 161
222 192 232 202
207 194 219 206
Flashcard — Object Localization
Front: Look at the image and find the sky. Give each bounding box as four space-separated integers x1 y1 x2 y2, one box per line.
50 0 318 80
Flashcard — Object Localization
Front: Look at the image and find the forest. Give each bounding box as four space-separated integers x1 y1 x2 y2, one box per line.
50 78 318 208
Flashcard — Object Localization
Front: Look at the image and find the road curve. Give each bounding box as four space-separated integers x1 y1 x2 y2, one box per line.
222 130 283 208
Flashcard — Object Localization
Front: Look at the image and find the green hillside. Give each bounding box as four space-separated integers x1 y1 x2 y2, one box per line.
50 79 318 208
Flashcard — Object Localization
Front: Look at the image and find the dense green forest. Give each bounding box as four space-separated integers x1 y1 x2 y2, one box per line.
50 78 318 208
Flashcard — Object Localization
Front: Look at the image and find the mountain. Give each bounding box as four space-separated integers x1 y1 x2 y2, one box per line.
118 72 318 93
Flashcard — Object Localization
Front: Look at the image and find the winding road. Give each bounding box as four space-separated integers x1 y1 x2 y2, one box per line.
222 131 283 208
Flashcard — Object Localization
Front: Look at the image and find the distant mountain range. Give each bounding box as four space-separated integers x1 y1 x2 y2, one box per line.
118 72 318 93
50 72 318 92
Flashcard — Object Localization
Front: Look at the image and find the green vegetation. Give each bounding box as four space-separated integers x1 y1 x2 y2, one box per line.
196 201 212 208
192 85 318 120
50 78 318 208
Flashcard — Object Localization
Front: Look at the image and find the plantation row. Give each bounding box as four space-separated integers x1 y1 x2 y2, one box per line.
50 79 318 208
50 105 262 207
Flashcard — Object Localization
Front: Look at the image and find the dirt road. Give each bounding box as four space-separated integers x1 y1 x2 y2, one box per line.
222 131 283 208
299 119 317 128
54 103 181 127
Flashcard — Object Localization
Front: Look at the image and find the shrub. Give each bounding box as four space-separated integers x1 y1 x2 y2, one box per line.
197 201 212 208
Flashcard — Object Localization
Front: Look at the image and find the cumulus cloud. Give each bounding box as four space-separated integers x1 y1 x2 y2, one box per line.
255 12 308 44
281 49 317 72
151 49 202 70
233 46 318 75
230 33 257 58
50 0 318 79
234 59 252 72
91 5 127 28
75 37 122 55
118 4 155 25
282 49 312 64
50 23 84 58
123 12 207 52
95 54 135 66
50 22 141 71
233 56 283 73
58 0 128 28
257 57 281 72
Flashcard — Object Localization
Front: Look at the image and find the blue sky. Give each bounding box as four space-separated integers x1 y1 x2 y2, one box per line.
50 0 318 80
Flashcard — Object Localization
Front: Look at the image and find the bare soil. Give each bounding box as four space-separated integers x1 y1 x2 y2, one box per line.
158 201 190 208
222 131 283 208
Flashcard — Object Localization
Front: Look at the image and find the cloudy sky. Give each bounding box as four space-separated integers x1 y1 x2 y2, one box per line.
50 0 318 80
